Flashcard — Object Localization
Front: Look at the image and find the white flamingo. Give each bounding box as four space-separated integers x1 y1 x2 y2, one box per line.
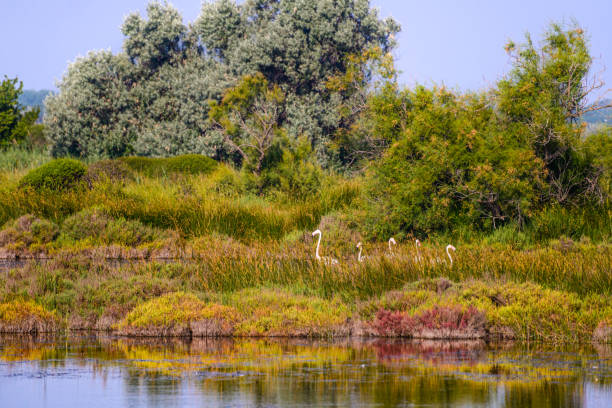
388 238 397 255
414 239 422 263
446 244 456 267
432 244 457 266
356 242 367 262
312 229 339 266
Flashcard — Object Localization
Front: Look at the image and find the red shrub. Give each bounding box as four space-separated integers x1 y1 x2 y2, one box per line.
371 306 486 339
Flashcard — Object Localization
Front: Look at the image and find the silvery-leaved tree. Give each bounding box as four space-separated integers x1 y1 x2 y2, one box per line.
45 0 399 164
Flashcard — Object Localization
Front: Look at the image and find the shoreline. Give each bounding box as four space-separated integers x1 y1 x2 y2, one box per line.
1 281 611 343
0 327 610 344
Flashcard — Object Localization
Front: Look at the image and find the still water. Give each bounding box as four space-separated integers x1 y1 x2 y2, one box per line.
1 334 611 407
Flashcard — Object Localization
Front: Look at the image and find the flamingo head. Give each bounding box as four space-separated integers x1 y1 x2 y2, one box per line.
312 229 321 237
389 238 396 245
415 239 421 247
356 242 362 248
446 244 456 252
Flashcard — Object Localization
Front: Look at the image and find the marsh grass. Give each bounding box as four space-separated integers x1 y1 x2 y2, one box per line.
0 299 59 333
0 164 360 241
177 237 612 299
0 147 51 173
1 244 610 340
1 153 611 340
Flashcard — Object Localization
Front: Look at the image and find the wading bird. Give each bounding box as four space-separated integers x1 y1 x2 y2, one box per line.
414 239 422 263
388 238 397 255
312 229 339 266
432 244 457 266
356 242 367 262
446 244 456 267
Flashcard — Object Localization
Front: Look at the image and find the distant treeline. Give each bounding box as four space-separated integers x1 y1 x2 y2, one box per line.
18 89 54 121
582 98 612 125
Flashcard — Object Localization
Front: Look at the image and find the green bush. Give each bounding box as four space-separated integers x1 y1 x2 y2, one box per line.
60 208 109 242
61 208 164 246
19 158 86 191
119 154 217 177
164 154 217 174
528 205 611 243
0 215 59 248
364 86 544 238
85 159 134 186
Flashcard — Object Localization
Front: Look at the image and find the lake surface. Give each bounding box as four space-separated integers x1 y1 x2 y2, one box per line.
1 334 611 407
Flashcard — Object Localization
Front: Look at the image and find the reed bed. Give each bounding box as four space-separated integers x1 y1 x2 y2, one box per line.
182 240 612 299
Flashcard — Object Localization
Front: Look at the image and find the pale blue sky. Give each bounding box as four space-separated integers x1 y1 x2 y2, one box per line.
2 0 612 97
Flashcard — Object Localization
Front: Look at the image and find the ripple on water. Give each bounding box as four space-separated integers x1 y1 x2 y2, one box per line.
0 335 611 408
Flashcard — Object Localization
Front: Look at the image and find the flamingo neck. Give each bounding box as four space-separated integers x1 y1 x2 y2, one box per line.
446 247 453 265
315 233 321 260
358 246 363 262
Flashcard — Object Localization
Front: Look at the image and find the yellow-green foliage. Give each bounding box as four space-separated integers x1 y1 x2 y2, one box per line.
60 208 166 246
0 299 56 323
226 288 351 337
118 292 236 329
119 155 217 177
0 299 59 333
0 165 326 241
360 279 612 341
118 288 351 337
19 158 87 191
0 214 59 250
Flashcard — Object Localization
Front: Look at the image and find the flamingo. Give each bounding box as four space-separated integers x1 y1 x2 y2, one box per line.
312 229 339 266
414 239 422 263
356 242 367 262
446 244 456 266
388 238 397 255
432 244 457 266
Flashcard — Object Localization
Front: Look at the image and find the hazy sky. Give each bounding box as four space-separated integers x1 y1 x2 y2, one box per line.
2 0 612 96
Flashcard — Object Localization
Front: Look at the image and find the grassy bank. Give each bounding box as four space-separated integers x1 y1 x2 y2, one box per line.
1 270 611 342
0 248 611 341
0 151 611 342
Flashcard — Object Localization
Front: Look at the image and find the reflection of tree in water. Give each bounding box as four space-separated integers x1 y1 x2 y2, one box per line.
1 335 611 407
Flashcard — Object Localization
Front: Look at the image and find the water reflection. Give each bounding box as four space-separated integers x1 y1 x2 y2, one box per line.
0 334 611 407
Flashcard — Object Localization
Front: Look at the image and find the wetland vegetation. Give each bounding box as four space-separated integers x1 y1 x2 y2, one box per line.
1 0 611 345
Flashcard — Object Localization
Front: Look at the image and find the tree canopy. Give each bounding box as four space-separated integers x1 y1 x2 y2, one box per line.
42 4 609 237
0 76 39 147
45 0 399 161
363 23 607 238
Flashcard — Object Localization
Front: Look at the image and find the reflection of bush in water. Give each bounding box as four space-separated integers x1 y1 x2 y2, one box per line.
1 335 611 408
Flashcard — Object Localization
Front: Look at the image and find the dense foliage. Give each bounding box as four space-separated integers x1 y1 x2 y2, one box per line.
363 24 609 238
0 77 40 147
364 87 545 237
19 158 87 191
39 1 609 239
45 0 398 161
